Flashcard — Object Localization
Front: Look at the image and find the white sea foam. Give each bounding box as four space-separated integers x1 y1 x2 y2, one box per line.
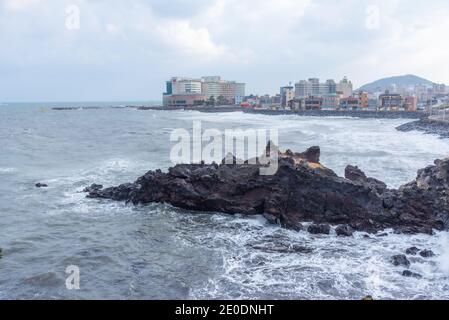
0 167 17 174
436 233 449 275
184 214 449 300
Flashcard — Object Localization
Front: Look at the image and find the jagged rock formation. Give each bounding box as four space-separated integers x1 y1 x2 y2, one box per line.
86 144 449 235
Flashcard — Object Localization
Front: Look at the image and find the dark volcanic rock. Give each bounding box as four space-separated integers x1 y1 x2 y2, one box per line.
85 144 449 235
392 255 411 267
402 270 422 279
419 249 435 258
83 184 103 193
406 247 420 255
336 225 355 237
308 224 331 235
345 165 387 194
35 183 48 188
397 118 449 139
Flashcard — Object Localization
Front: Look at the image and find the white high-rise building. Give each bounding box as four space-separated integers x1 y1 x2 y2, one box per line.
171 77 202 95
201 76 245 104
295 78 337 98
337 76 353 98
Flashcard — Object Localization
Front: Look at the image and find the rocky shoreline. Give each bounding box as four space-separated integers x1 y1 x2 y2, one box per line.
85 143 449 235
397 118 449 139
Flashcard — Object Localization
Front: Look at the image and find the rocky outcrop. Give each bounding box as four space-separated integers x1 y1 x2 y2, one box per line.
86 143 449 235
345 165 387 194
397 118 449 139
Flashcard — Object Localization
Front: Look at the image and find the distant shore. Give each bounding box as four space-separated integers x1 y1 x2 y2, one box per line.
134 105 426 120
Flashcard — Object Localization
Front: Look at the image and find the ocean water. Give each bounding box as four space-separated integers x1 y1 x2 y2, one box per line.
1 103 449 300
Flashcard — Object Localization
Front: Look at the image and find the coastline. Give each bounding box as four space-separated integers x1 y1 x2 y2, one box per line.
134 105 426 120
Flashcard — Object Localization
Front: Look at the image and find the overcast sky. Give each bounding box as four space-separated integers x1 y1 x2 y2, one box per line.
1 0 449 102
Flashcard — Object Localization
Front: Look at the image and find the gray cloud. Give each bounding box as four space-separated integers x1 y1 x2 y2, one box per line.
0 0 448 102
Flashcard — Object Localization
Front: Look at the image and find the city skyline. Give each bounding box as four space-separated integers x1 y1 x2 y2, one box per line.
1 0 449 102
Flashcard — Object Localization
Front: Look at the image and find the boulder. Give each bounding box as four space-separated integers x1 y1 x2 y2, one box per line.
392 255 411 267
336 225 355 237
405 247 420 256
420 249 435 258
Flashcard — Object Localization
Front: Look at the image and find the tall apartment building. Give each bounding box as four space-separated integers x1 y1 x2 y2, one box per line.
295 78 338 98
337 76 353 98
324 80 337 95
295 80 312 98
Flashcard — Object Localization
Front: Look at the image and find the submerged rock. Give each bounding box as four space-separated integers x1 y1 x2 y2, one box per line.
83 184 103 193
86 143 449 235
308 224 331 235
406 247 420 255
402 270 422 279
336 225 355 237
35 183 48 188
392 255 411 267
419 249 435 258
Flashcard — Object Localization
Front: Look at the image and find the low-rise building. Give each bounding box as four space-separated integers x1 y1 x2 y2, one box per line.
163 94 208 107
403 96 418 112
304 96 323 110
340 97 359 110
322 94 340 110
280 85 295 107
359 92 369 110
379 90 404 111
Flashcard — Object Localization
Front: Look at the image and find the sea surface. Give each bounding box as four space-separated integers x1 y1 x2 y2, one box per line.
1 103 449 299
